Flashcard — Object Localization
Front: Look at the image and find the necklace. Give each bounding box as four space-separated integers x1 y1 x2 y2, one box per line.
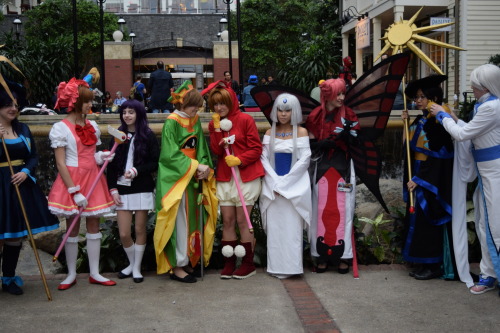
276 131 293 137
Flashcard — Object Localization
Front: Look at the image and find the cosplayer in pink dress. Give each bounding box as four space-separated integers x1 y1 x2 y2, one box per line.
48 78 116 290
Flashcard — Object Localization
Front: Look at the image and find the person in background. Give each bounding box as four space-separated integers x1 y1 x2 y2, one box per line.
260 77 268 86
260 93 311 279
155 84 217 283
223 71 240 98
267 76 277 86
112 91 127 113
83 67 100 90
205 81 264 279
107 99 159 283
241 75 259 112
104 91 113 112
0 80 59 295
148 61 174 114
430 64 500 295
132 75 146 105
48 78 116 290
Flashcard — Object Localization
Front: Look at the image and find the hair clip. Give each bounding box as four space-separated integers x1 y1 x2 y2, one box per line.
283 98 287 103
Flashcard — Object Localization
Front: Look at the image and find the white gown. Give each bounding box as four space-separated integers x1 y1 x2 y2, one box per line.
442 94 500 280
260 135 311 277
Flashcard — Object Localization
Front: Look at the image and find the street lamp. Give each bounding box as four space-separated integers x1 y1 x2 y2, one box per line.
221 1 233 79
129 31 136 83
13 16 22 41
118 16 126 32
97 0 107 113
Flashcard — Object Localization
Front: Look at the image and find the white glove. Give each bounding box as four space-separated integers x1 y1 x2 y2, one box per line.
73 193 88 209
94 151 115 165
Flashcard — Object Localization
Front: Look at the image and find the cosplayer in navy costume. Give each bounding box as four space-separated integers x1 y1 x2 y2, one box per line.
430 64 500 295
107 99 159 283
260 93 311 278
205 81 265 279
401 75 455 281
0 82 59 295
48 78 116 290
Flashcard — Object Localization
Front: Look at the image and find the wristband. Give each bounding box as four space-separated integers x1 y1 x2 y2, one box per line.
68 185 80 194
110 189 119 196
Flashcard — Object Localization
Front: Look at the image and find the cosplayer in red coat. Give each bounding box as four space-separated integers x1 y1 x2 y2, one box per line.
204 80 264 279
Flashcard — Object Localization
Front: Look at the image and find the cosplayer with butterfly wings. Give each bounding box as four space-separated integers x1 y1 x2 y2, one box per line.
252 52 411 277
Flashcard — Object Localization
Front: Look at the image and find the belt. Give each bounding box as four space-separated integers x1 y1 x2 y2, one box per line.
0 159 24 167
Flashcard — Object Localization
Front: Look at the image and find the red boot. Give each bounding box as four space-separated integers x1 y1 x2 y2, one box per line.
220 240 237 279
232 242 256 279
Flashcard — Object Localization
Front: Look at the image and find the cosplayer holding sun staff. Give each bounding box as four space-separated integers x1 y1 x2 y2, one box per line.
205 81 264 279
107 99 159 283
154 83 218 283
0 81 59 295
430 64 500 294
48 78 116 290
260 93 311 278
305 78 359 274
401 75 455 281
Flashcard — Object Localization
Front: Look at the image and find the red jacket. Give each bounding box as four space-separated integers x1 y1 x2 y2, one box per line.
207 84 264 183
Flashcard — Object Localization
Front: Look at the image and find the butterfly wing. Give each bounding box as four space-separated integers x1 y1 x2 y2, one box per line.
347 52 411 212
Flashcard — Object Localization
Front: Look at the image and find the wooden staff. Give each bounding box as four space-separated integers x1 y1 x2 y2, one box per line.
401 76 415 213
197 179 204 280
1 139 52 301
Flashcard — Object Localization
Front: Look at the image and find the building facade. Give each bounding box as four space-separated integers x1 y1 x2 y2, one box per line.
340 0 500 103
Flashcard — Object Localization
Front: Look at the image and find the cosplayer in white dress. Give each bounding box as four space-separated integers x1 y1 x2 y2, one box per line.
430 64 500 294
259 93 311 278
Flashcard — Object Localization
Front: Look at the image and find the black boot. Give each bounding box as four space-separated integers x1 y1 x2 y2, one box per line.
2 243 23 295
414 263 442 280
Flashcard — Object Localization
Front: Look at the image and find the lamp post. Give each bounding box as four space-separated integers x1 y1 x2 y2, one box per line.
13 16 21 41
129 31 136 83
236 0 243 93
219 12 231 77
97 0 107 113
118 16 126 32
72 0 79 77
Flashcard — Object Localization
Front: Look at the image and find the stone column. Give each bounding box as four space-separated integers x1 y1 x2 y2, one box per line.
372 17 382 64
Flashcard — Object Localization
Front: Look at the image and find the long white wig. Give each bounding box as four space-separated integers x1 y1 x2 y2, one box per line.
470 64 500 98
268 93 303 170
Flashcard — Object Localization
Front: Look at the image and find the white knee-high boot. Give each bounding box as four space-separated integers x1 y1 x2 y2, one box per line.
60 236 79 286
86 232 111 283
120 244 135 276
132 244 146 282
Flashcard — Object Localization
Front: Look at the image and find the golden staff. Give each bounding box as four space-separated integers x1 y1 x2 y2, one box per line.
401 75 415 214
1 139 52 301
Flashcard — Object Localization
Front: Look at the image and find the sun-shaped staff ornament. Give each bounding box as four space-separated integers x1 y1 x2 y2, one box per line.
374 7 465 74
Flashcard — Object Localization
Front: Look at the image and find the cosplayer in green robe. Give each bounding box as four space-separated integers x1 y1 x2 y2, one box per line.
154 87 218 276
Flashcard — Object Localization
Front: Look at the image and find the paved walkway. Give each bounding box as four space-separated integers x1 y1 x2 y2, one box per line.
1 264 499 333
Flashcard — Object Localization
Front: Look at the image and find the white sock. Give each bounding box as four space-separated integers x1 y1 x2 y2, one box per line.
60 236 79 285
133 244 146 279
86 233 109 283
121 244 135 275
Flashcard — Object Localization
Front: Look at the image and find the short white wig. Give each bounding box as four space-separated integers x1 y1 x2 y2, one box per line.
470 64 500 98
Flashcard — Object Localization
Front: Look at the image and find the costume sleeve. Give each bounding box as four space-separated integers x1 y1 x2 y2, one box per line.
106 137 120 190
135 131 159 175
159 119 199 175
89 120 102 145
274 139 311 195
236 116 262 166
195 122 213 168
208 121 225 156
49 122 68 148
443 102 498 141
20 124 39 176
